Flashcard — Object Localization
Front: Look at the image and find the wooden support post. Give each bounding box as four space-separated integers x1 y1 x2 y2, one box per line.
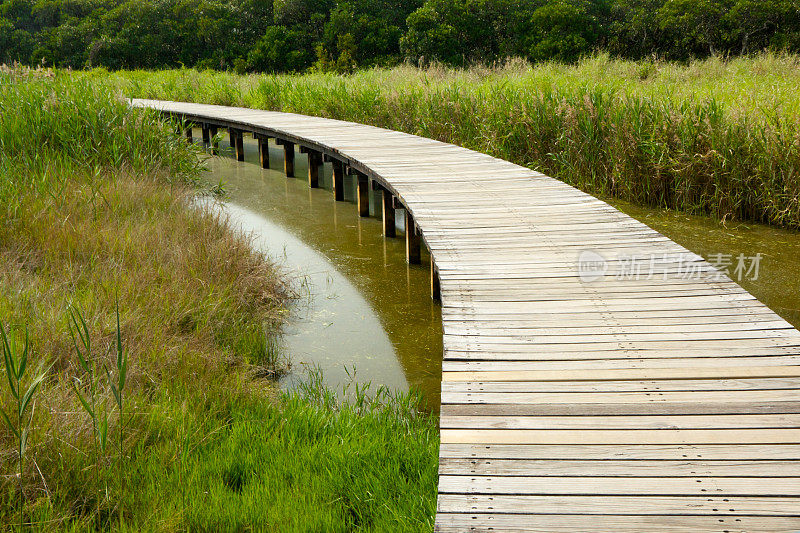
201 125 210 145
307 150 322 188
257 136 270 169
356 173 369 217
228 129 244 161
184 124 193 143
282 141 295 177
209 126 219 155
431 259 441 302
405 210 421 264
332 160 345 201
381 189 396 238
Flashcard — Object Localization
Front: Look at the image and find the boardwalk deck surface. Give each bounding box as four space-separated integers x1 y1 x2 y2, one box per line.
132 99 800 532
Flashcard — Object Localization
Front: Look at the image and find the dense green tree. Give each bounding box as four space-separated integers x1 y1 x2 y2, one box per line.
1 0 799 71
402 0 508 65
247 25 315 72
526 0 610 62
724 0 800 54
657 0 729 56
317 0 420 71
606 0 664 58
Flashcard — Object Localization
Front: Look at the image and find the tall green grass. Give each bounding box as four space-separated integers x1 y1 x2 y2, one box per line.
94 53 800 229
0 67 437 530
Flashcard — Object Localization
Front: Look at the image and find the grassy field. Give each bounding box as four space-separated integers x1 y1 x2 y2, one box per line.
93 53 800 229
0 67 438 531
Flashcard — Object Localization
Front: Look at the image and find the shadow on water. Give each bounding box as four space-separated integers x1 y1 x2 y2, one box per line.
198 132 443 410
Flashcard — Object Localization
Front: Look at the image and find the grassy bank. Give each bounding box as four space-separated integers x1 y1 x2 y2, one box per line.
0 68 438 531
94 53 800 229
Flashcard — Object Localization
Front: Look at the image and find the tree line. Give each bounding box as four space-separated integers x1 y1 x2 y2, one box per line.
2 0 799 72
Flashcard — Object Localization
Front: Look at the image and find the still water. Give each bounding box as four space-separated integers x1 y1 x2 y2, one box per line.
199 131 800 412
200 134 443 409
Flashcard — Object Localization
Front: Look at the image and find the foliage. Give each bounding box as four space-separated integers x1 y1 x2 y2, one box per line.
0 67 436 530
2 0 800 72
96 53 800 229
0 324 48 532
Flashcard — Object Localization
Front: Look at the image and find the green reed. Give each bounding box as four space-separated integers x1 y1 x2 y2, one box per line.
93 53 800 229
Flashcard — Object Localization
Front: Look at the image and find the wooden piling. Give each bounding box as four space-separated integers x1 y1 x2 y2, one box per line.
256 134 270 169
307 150 322 188
228 129 245 161
332 160 345 201
381 189 396 238
201 125 210 145
184 124 193 143
430 258 441 302
405 210 421 264
356 173 369 217
282 141 295 177
236 135 244 161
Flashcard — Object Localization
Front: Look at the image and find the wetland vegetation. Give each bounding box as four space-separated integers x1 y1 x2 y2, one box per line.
101 53 800 229
0 68 438 531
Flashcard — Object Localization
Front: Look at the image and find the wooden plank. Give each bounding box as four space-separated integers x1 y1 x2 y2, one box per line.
439 428 800 445
436 494 800 515
441 366 800 382
440 402 800 416
434 514 800 533
437 458 800 477
440 390 800 405
438 443 800 460
437 475 800 495
439 414 800 430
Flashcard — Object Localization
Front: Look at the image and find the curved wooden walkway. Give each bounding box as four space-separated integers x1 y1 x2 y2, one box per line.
133 99 800 532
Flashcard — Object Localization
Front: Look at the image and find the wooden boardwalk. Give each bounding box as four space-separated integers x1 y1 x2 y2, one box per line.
132 99 800 532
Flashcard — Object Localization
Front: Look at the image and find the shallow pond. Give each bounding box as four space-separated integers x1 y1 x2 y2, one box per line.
200 134 443 409
199 130 800 412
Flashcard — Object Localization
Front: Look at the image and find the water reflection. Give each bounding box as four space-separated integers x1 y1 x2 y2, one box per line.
201 133 443 409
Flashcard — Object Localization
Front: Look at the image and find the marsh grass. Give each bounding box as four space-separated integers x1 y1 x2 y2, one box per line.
96 53 800 229
0 324 48 532
0 67 437 530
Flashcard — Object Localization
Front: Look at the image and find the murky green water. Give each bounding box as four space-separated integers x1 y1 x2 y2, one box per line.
199 134 443 409
197 130 800 412
611 199 800 329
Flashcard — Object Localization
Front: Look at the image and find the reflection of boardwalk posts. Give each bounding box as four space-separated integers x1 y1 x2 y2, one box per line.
132 99 800 533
